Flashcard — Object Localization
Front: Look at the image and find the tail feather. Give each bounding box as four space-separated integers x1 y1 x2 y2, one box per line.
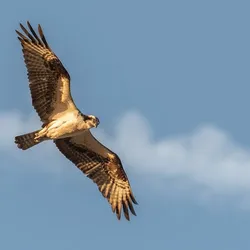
15 130 41 150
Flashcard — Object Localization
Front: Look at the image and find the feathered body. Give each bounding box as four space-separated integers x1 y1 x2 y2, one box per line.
14 21 137 221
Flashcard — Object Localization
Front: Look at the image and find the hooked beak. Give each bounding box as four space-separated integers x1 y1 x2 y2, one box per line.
95 118 100 128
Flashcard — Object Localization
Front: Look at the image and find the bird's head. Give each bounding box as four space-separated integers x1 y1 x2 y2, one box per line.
85 115 100 128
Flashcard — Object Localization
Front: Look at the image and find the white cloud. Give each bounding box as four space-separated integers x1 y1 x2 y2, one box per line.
0 110 64 174
1 110 39 149
2 109 250 206
93 111 250 205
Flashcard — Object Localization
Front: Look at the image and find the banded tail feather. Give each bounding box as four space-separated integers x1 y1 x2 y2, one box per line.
15 130 42 150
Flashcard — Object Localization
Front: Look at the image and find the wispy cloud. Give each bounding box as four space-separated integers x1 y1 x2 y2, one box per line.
1 110 64 174
94 111 250 205
1 110 39 150
2 110 250 206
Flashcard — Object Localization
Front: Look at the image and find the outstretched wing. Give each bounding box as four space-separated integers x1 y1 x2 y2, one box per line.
54 131 138 221
16 21 77 123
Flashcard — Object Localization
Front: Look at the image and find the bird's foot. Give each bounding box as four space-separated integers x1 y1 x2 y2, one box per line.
34 134 41 143
34 132 46 143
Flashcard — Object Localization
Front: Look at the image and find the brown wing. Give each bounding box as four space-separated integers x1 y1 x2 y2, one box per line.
54 131 138 221
16 21 77 123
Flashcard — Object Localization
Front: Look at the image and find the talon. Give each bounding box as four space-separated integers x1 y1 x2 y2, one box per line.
34 134 41 142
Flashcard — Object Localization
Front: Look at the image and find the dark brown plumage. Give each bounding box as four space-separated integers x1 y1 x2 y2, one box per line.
15 21 138 221
54 131 137 220
16 21 74 123
15 130 40 150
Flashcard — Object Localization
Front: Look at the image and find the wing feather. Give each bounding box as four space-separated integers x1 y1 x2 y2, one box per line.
16 21 77 123
54 131 138 221
27 21 44 46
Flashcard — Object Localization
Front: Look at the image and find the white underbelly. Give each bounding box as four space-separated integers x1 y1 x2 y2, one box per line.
46 112 81 139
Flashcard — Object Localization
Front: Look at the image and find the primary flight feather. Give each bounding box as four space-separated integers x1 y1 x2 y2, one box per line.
14 21 138 221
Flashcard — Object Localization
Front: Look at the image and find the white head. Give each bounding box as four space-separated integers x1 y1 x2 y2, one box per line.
85 115 100 128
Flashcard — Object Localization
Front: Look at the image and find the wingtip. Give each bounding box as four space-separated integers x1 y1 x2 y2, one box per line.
26 21 33 31
124 212 130 221
116 212 121 221
130 193 138 205
19 22 26 32
38 24 42 33
130 209 137 217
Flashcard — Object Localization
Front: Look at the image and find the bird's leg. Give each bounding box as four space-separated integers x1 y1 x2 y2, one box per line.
34 127 48 142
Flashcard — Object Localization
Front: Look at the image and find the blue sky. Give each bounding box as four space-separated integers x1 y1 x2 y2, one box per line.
1 0 250 249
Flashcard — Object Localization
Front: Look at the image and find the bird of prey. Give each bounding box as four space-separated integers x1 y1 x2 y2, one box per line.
14 21 137 221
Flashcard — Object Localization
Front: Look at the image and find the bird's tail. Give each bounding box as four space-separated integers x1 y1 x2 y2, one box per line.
15 130 43 150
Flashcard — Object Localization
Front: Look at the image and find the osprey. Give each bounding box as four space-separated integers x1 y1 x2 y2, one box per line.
14 21 137 221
